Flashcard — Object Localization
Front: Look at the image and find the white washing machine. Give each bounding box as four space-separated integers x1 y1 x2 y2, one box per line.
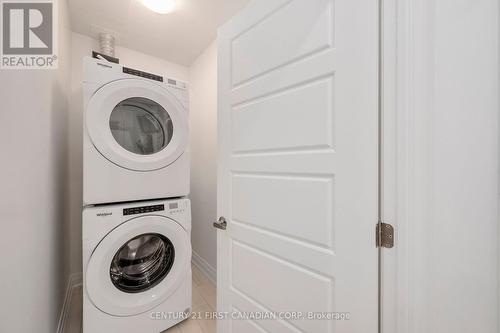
83 56 189 205
82 198 192 333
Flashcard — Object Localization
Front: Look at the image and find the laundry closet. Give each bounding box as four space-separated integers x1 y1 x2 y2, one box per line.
0 1 497 333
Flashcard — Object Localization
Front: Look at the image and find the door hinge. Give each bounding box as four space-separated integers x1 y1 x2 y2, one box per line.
213 216 227 230
376 222 394 248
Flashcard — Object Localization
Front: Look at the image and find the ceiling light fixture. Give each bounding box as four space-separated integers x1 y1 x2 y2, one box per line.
141 0 177 14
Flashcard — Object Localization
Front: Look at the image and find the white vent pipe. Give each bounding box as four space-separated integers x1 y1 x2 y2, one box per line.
99 33 115 57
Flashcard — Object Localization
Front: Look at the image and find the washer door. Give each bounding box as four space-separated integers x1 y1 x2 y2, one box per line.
86 79 188 171
86 216 191 316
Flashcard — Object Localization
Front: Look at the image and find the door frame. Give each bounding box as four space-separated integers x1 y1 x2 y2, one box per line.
380 0 437 331
381 0 500 332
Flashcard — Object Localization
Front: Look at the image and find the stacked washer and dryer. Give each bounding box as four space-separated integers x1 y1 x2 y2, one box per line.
82 56 192 333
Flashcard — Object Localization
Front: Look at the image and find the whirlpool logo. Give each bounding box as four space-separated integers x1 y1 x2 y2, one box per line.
96 212 112 217
1 0 57 69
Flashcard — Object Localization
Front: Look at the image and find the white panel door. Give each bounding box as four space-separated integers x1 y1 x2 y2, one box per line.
216 1 379 332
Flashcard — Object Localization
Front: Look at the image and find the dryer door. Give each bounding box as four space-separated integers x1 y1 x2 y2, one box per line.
86 215 191 316
86 79 188 171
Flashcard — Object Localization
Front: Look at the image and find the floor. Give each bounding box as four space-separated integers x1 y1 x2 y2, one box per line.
65 264 217 333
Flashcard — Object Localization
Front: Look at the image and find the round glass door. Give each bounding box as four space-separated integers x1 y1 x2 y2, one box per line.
109 97 174 155
110 233 175 293
86 79 188 171
85 215 190 316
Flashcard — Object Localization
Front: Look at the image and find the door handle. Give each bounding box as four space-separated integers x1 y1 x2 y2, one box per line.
213 216 227 230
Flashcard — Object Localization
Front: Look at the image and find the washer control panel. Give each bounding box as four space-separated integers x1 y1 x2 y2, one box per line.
168 201 186 214
123 204 164 216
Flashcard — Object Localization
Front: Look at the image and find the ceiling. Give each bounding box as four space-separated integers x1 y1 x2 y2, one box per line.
68 0 250 66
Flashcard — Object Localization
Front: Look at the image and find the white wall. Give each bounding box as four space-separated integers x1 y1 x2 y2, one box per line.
66 32 189 277
188 41 218 278
0 0 72 332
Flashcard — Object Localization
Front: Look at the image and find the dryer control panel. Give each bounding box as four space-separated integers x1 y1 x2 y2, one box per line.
123 66 163 82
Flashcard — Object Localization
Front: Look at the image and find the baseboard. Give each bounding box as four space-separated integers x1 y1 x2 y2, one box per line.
191 251 216 285
57 272 83 333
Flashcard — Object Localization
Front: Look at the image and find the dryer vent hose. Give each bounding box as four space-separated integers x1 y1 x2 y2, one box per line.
99 33 115 57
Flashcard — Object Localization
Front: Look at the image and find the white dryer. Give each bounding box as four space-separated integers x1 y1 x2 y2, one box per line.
83 56 189 205
83 198 192 333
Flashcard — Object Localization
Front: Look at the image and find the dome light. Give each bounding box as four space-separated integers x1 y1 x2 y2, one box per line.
141 0 176 14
